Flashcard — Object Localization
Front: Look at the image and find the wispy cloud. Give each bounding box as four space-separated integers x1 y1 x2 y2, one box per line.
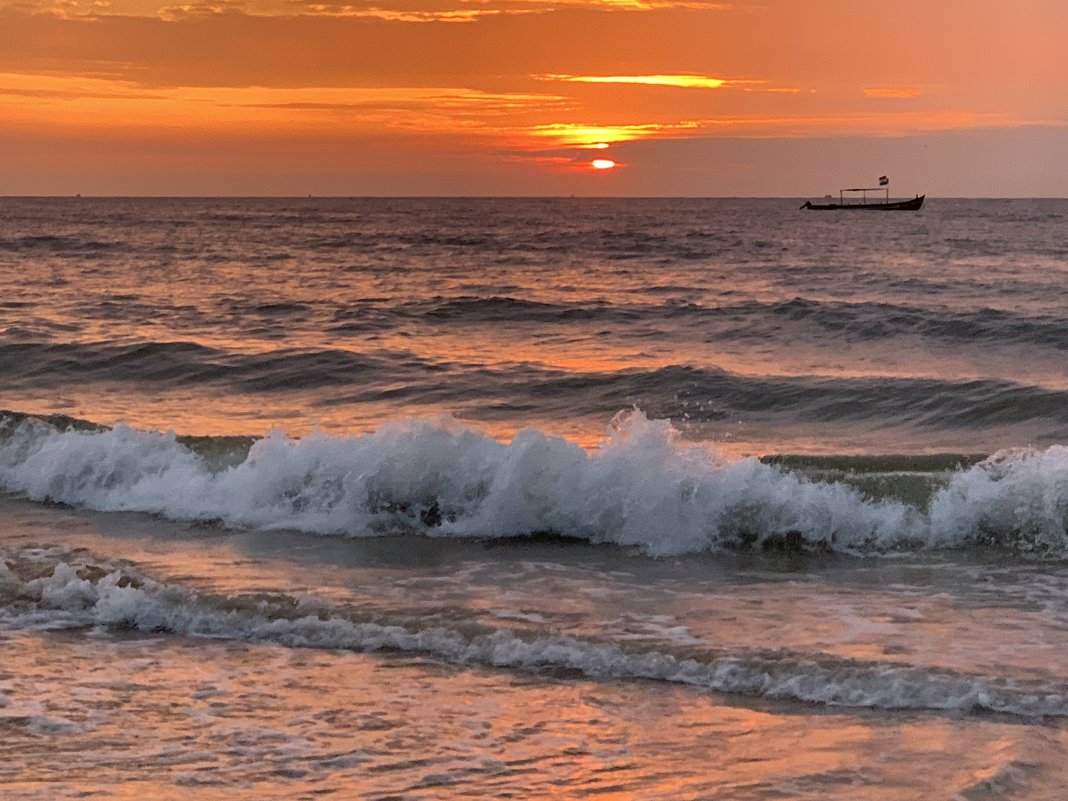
864 87 922 99
292 0 732 17
542 74 745 89
233 89 569 114
530 121 699 145
1 0 728 23
529 110 1020 148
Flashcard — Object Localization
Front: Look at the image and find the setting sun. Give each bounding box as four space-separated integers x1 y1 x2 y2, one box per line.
591 159 617 170
0 0 1063 194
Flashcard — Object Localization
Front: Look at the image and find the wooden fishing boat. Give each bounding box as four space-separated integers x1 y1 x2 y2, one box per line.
801 178 924 211
801 195 924 211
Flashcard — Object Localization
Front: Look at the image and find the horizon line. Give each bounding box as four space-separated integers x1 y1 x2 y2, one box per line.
3 194 1067 201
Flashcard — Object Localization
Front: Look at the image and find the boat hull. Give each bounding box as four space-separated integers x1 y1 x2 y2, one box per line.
802 195 925 211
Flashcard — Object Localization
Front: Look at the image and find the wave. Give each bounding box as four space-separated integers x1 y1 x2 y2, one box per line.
5 340 1068 431
587 366 1068 429
409 296 1068 350
2 544 1064 719
3 409 1068 556
116 291 1064 353
0 341 442 393
0 233 122 255
419 296 613 324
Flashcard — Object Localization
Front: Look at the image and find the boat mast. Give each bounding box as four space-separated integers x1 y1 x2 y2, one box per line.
838 180 891 206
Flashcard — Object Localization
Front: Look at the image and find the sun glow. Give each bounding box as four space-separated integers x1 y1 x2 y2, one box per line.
531 123 688 146
543 74 733 89
591 158 616 169
1 0 1063 196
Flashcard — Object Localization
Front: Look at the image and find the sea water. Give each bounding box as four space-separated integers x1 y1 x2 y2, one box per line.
2 197 1068 799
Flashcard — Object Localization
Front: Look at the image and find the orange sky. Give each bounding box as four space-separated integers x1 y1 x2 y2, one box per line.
1 0 1065 195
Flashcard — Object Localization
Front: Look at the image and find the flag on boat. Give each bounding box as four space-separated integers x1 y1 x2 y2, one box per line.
878 175 889 186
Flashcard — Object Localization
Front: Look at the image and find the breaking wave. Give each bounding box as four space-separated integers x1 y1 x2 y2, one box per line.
3 409 1068 556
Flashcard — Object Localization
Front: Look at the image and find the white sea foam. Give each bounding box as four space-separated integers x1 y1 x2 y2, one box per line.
5 412 1068 555
928 446 1068 553
2 546 1065 718
0 412 924 555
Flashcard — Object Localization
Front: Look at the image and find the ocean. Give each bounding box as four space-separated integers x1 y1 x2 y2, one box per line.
2 196 1068 799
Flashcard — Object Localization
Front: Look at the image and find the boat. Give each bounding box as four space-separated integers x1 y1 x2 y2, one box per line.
801 194 924 211
800 178 924 211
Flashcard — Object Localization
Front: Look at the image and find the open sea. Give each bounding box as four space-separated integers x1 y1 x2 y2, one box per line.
3 196 1068 799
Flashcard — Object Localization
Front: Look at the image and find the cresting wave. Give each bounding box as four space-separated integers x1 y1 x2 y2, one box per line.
3 545 1066 719
2 410 1068 555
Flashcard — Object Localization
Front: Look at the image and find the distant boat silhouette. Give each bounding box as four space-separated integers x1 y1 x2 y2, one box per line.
801 178 924 211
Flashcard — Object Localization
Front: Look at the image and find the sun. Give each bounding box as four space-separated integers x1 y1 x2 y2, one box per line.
591 159 616 170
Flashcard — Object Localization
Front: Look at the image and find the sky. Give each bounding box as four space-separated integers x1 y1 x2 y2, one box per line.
1 0 1066 196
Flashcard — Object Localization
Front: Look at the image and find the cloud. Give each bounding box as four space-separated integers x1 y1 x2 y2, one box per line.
1 0 1065 195
0 0 731 19
156 2 249 20
530 121 699 145
527 110 1028 149
541 73 734 89
290 0 733 17
0 71 576 145
864 87 922 99
230 89 570 116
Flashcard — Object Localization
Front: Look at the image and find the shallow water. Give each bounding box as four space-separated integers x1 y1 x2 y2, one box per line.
4 496 1068 799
